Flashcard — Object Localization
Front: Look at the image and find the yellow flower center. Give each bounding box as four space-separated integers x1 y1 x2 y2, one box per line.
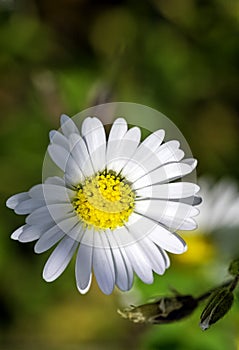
73 171 135 230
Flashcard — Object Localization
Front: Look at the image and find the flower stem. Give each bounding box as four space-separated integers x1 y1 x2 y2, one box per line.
196 280 233 303
229 275 239 292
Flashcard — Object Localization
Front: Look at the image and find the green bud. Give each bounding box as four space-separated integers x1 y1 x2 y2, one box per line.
200 287 234 331
228 258 239 276
118 294 198 324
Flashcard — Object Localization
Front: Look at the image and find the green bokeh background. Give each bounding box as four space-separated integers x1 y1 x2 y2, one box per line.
1 0 239 349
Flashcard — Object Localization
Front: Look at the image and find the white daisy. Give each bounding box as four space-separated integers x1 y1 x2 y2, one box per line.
197 177 239 233
6 115 200 295
173 177 239 265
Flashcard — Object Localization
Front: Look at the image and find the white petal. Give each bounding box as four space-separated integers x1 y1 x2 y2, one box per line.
155 140 184 164
60 114 79 137
26 203 74 227
121 129 165 180
181 196 202 206
177 218 197 230
110 229 134 290
117 249 134 290
81 227 94 246
136 182 200 199
18 225 42 242
81 117 106 172
107 127 141 173
154 213 197 231
55 215 79 234
107 237 129 291
14 198 45 214
49 130 69 150
110 225 135 247
181 158 197 170
43 236 78 282
64 155 84 185
26 206 52 226
34 225 65 253
75 229 93 293
127 212 187 254
121 220 166 276
112 212 154 247
114 226 153 283
122 163 147 183
77 272 92 294
133 162 193 189
108 118 128 142
106 118 128 165
44 176 65 186
93 232 115 295
29 184 75 204
104 230 130 291
48 144 70 171
193 196 202 206
69 133 94 177
112 249 129 291
29 184 49 200
159 248 170 268
125 141 184 182
141 129 165 149
135 199 199 226
148 223 187 254
67 222 85 242
11 225 25 240
47 203 76 225
137 237 166 275
27 212 55 232
123 241 154 284
6 192 30 210
48 142 83 181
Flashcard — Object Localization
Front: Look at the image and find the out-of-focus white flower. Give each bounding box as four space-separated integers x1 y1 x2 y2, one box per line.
6 115 200 294
197 178 239 233
176 177 239 264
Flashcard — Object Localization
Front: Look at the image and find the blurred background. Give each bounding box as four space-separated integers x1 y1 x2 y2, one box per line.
1 0 239 349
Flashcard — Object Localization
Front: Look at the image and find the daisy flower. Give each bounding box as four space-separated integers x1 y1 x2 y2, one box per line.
6 114 200 295
175 177 239 265
197 177 239 233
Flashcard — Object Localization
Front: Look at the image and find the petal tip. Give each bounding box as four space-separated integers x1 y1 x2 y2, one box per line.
34 244 42 254
49 130 56 141
6 197 14 209
60 114 70 125
11 233 20 240
42 269 54 282
182 243 188 253
76 274 92 294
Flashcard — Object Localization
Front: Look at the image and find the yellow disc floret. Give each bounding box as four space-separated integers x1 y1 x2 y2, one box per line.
73 170 135 230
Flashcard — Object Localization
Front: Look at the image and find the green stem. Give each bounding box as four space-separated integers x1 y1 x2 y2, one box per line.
196 280 233 303
229 275 239 292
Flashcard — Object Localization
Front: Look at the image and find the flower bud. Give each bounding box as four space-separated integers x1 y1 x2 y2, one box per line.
200 287 234 331
118 294 198 324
